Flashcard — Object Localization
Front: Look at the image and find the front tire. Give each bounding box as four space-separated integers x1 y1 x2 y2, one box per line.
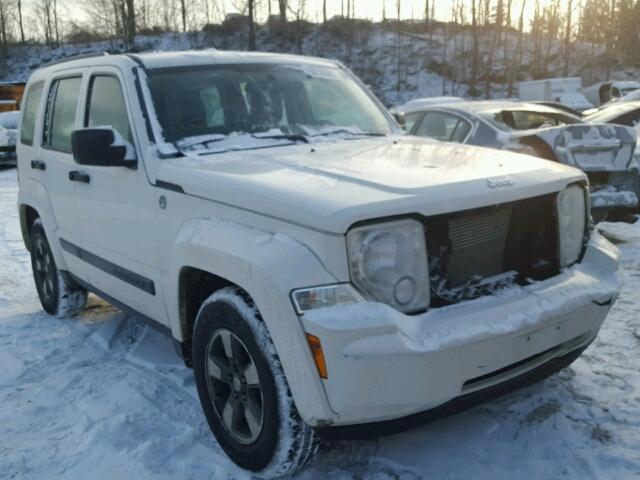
30 219 88 317
192 288 319 478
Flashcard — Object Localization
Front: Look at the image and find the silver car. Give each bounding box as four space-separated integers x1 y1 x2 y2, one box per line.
400 100 639 222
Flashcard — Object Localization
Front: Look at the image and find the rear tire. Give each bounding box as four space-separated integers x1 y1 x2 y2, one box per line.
192 287 319 478
30 219 88 317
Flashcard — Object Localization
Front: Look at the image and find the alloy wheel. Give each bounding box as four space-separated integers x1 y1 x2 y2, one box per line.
205 328 264 445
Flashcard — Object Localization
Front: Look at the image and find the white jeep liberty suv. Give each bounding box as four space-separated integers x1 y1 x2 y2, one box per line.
17 51 622 477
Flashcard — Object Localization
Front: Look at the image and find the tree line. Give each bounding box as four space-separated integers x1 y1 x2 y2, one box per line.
1 1 639 91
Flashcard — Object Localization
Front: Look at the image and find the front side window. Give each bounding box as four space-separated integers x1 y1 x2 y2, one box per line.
20 82 44 146
43 77 82 152
85 75 132 142
146 63 395 151
414 111 471 143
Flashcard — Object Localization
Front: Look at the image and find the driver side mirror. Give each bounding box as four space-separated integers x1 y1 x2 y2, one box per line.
71 127 137 168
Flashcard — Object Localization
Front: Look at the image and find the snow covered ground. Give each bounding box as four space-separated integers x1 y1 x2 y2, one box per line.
0 166 639 479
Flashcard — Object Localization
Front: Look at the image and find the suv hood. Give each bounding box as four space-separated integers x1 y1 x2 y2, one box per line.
157 137 584 234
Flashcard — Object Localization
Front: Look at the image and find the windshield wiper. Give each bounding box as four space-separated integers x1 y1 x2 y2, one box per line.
175 135 227 152
250 133 309 143
308 129 387 138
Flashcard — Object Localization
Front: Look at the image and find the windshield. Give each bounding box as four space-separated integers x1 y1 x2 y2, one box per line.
146 63 394 151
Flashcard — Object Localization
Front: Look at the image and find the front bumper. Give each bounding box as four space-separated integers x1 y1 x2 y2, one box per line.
301 232 621 427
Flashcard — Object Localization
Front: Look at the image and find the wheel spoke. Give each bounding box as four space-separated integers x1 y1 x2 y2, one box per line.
222 394 235 429
208 355 231 383
220 330 234 360
230 336 249 369
243 361 260 389
244 399 262 438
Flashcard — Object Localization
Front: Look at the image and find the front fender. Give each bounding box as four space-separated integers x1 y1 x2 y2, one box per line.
166 218 340 425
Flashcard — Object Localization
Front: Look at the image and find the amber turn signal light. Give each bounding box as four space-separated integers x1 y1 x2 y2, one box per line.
306 333 328 379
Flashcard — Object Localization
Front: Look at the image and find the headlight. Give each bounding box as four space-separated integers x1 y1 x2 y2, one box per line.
557 184 587 267
347 219 429 312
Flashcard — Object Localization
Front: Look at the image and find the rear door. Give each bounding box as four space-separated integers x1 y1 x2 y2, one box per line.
71 67 168 324
37 73 88 280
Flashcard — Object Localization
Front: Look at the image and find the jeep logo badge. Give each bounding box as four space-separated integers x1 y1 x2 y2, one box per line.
487 177 514 188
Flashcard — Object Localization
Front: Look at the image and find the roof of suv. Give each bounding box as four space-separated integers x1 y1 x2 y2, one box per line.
132 50 339 69
33 50 339 77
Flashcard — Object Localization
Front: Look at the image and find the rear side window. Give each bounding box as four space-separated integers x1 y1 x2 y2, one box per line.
403 112 421 132
43 77 82 153
85 76 133 142
414 111 471 143
20 82 44 146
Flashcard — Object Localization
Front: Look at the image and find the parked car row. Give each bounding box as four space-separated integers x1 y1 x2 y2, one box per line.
393 96 640 223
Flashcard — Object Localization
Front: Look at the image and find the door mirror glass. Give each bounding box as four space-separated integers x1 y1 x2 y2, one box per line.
71 127 136 167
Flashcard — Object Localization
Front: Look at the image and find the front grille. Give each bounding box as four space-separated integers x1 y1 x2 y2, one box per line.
447 206 512 287
425 193 560 307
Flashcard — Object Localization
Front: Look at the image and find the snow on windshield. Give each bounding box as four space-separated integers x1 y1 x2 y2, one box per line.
146 63 394 153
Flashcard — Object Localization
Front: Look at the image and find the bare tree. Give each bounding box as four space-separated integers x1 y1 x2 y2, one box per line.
0 0 13 57
248 0 256 50
16 0 25 43
470 0 479 96
278 0 287 22
563 0 574 77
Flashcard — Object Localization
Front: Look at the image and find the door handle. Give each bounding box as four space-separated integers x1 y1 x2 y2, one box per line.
68 170 90 184
31 160 46 170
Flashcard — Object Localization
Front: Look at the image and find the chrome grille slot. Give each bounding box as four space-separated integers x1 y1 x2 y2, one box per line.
449 207 512 251
446 207 512 287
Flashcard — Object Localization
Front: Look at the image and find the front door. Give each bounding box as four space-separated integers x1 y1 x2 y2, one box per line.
71 67 168 324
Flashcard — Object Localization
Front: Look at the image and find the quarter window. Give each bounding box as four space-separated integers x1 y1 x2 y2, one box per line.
85 76 132 142
403 112 421 132
20 82 44 146
414 111 471 143
43 77 82 152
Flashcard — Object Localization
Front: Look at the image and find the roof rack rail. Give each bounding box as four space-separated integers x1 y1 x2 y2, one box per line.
41 52 110 68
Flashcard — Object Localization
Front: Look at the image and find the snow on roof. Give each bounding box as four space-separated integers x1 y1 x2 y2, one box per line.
393 96 464 114
132 50 339 70
432 100 565 114
0 100 17 105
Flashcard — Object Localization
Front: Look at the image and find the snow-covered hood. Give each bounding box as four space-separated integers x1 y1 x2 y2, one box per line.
513 124 637 172
156 137 584 233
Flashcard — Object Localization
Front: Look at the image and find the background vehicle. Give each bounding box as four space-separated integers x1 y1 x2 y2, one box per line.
518 78 594 112
390 96 464 129
0 110 19 167
584 81 640 107
406 101 638 221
